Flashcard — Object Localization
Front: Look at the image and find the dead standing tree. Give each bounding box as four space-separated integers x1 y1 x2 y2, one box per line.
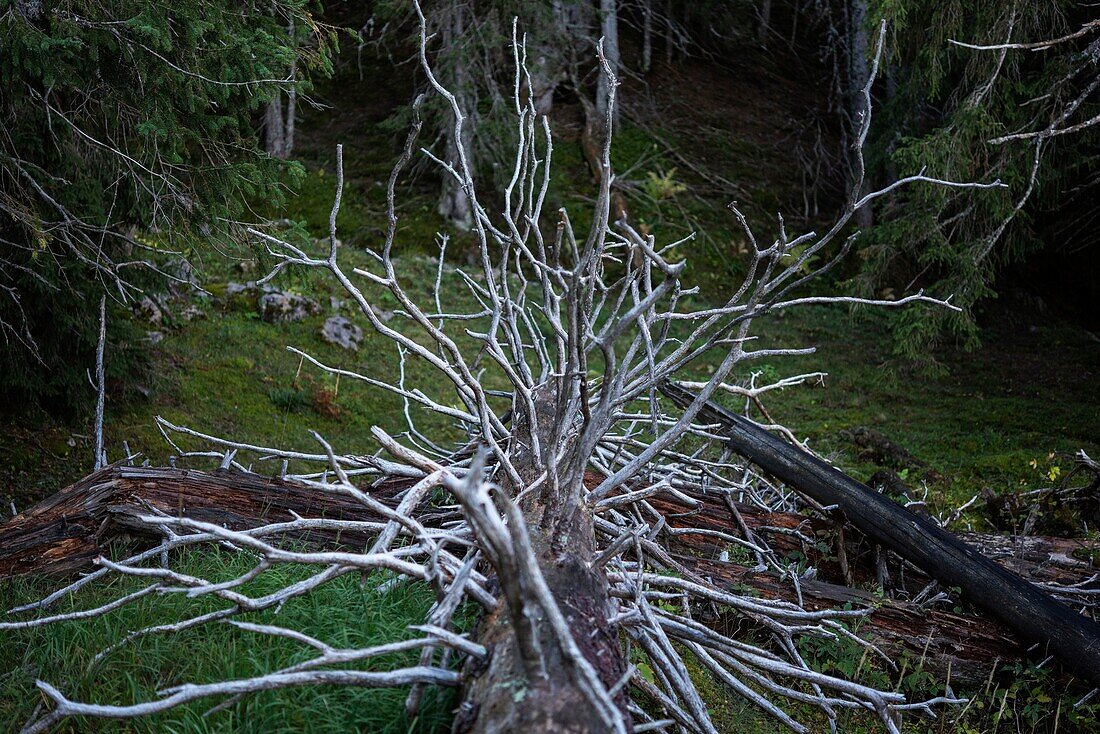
7 14 1015 734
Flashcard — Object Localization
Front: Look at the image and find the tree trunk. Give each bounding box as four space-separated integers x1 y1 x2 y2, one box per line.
596 0 620 131
284 67 297 158
641 1 653 73
264 97 286 158
454 383 630 733
758 0 773 48
847 0 873 229
664 1 674 65
437 5 473 230
658 380 1100 686
525 0 575 117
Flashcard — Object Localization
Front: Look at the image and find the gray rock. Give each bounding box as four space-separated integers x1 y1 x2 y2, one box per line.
260 291 322 323
181 305 206 321
147 330 164 345
167 258 200 297
134 296 163 326
320 316 363 350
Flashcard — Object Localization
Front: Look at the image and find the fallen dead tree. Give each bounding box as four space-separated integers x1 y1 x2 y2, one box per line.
1 14 1054 734
0 464 399 579
6 460 1096 689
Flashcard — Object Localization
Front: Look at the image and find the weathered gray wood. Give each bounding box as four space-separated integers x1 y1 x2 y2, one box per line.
454 383 630 734
0 464 400 580
659 380 1100 685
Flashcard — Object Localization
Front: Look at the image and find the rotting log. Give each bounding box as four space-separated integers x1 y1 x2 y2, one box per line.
649 487 1100 592
0 464 401 580
659 380 1100 685
648 488 1095 685
685 555 1019 686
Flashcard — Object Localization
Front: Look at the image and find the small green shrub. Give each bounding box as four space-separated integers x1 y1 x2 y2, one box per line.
268 387 311 413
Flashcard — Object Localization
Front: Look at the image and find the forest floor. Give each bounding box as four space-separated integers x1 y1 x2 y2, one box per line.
3 33 1099 734
4 40 1096 524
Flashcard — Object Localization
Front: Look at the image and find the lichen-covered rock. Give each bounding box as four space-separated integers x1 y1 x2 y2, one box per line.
320 316 363 350
180 305 206 322
259 291 321 323
134 296 163 326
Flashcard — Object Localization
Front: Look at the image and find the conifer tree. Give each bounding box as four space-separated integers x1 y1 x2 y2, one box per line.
0 0 332 407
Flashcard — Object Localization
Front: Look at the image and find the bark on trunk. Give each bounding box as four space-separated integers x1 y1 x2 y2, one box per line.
758 0 773 48
264 98 286 158
0 465 406 579
526 0 573 117
596 0 620 131
454 383 629 733
847 0 873 229
646 487 1100 685
664 1 674 65
436 5 473 230
284 69 297 158
659 381 1100 686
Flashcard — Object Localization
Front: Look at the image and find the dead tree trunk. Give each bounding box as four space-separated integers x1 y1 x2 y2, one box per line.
6 462 1096 687
454 384 630 733
659 380 1100 686
0 464 403 579
436 3 473 230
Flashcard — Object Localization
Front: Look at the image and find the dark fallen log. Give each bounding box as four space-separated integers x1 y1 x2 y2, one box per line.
659 380 1100 685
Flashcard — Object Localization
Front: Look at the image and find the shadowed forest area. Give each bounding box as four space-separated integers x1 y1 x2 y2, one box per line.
2 1 1099 732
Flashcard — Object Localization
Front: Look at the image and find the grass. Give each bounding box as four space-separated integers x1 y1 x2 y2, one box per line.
0 548 465 733
696 632 1100 734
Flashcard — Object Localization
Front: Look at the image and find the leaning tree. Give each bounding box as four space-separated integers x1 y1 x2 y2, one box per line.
5 11 1007 734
